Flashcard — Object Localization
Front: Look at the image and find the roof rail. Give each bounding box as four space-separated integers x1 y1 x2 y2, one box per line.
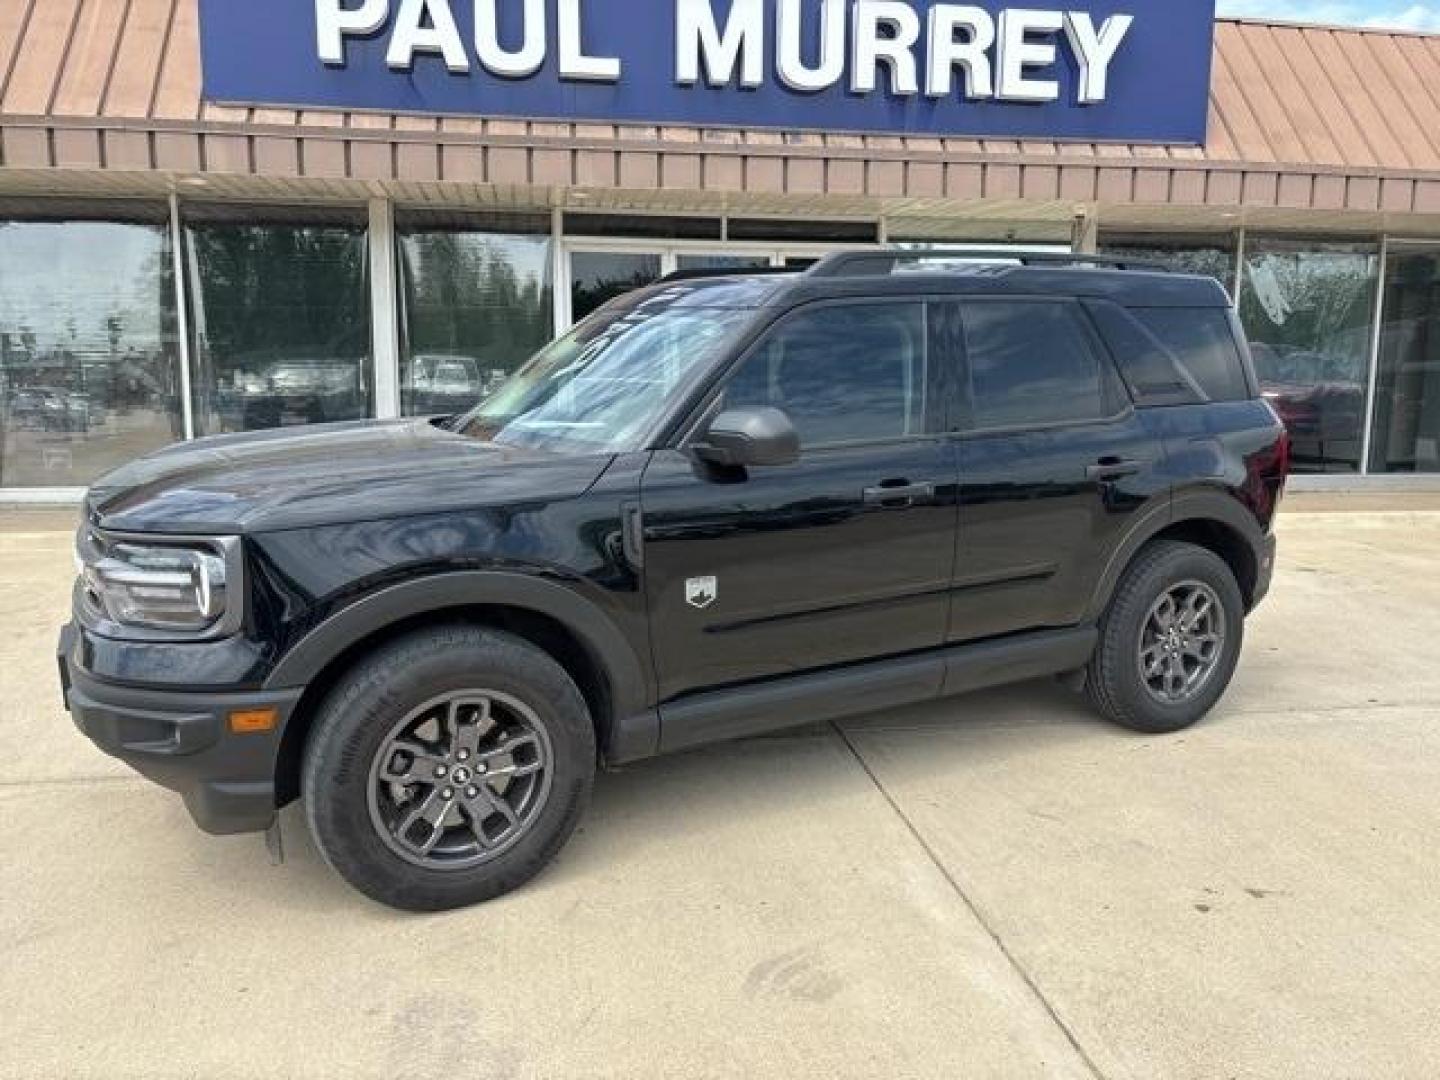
806 249 1171 277
658 266 800 283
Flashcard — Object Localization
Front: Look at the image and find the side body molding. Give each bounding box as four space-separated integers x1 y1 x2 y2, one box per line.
263 571 658 762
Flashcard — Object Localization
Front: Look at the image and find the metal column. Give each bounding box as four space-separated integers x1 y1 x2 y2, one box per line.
168 192 196 441
1358 237 1390 476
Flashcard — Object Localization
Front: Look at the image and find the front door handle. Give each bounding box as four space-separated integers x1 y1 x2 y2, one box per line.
1086 457 1144 481
863 480 936 509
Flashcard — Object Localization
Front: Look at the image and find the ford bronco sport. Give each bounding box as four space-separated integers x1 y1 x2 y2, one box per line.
58 250 1289 911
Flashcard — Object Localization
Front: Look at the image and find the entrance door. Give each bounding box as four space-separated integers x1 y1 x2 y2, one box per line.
1369 247 1440 474
640 298 959 703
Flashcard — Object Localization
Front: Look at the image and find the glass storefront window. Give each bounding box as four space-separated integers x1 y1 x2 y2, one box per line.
728 218 878 243
0 205 180 488
1100 233 1239 294
1239 239 1378 474
569 251 663 323
185 206 371 436
564 214 720 241
675 254 772 272
1371 248 1440 474
398 211 553 416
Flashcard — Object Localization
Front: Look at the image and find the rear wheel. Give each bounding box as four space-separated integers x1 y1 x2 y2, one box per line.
1086 541 1244 734
303 625 595 911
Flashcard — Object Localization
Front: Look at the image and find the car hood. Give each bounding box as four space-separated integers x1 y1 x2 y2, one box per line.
87 418 614 535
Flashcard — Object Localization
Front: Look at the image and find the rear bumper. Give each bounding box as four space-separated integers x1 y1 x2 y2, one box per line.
1251 531 1278 609
59 623 301 835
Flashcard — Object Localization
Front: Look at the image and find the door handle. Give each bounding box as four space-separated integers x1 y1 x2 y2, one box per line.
1085 457 1144 481
863 480 936 509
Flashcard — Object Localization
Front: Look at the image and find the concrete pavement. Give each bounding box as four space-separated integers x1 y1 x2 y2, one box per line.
2 509 1439 1078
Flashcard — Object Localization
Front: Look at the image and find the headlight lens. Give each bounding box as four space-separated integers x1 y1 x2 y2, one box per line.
80 534 233 633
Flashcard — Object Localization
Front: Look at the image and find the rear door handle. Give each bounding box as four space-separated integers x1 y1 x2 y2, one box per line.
863 480 936 508
1085 457 1144 481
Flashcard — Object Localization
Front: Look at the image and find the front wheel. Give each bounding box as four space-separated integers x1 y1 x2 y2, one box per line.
1086 541 1245 734
303 625 595 911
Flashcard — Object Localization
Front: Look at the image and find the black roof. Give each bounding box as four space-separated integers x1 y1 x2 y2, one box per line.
616 251 1231 314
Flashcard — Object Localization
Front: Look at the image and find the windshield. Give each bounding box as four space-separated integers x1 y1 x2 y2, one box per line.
452 303 753 452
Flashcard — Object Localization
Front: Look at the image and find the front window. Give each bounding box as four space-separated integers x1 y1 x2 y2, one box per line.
722 302 930 447
454 303 752 453
184 205 372 437
0 205 181 488
398 210 553 417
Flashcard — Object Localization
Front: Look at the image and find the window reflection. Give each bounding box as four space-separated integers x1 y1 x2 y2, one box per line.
185 207 371 436
399 215 553 417
460 305 749 453
0 212 180 487
675 254 772 272
961 302 1109 428
569 252 662 323
1371 250 1440 473
1239 240 1377 474
724 303 928 446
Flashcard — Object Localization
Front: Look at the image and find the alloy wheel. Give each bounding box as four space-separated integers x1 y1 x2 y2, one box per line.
1137 580 1227 705
366 690 554 870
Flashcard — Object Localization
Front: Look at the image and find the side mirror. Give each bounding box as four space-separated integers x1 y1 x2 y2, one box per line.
695 407 800 468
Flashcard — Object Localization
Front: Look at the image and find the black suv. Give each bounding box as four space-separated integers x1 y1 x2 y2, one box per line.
58 250 1289 911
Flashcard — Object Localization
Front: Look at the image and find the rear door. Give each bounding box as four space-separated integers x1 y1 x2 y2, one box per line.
945 297 1169 642
640 299 959 702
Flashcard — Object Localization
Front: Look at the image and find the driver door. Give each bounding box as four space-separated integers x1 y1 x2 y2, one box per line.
639 299 959 707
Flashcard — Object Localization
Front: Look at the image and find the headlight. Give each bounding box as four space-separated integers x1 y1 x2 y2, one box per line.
78 530 241 636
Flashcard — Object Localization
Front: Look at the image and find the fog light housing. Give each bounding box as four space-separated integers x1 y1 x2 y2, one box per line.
229 708 279 734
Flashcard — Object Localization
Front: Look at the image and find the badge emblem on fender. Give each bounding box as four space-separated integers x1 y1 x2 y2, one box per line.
686 576 718 610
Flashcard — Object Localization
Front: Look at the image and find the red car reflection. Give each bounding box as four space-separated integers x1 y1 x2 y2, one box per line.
1250 344 1364 471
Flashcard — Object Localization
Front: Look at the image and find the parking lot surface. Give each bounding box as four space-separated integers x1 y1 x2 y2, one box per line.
3 505 1440 1079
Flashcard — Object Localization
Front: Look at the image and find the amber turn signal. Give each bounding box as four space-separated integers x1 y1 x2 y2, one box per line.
228 707 279 734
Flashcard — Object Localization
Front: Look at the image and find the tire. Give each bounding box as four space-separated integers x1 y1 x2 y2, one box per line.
1086 541 1245 734
302 624 595 912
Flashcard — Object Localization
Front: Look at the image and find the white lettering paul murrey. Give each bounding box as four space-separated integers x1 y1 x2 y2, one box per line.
315 0 1133 105
316 0 619 81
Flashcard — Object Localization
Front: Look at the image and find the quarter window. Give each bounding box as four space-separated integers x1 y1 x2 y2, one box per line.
722 303 928 447
1130 307 1250 403
960 301 1110 429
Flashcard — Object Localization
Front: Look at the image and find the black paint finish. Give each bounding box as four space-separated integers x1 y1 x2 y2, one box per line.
59 260 1289 837
951 411 1169 642
641 439 960 701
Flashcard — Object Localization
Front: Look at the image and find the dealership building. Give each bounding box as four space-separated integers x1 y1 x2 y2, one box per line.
3 0 1440 497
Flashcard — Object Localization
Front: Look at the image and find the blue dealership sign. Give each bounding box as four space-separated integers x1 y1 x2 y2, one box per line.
199 0 1215 144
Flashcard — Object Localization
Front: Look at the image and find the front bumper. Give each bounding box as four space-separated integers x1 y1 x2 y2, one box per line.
58 623 301 835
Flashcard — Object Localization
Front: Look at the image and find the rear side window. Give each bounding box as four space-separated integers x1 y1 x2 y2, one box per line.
959 301 1115 429
1129 308 1252 403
